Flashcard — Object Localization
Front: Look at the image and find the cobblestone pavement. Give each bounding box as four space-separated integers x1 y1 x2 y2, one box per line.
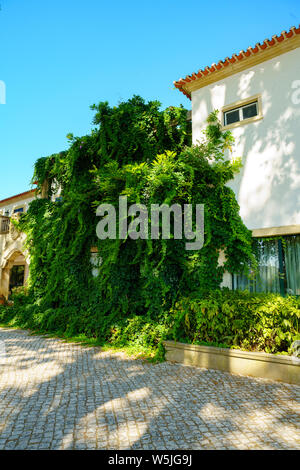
0 327 299 450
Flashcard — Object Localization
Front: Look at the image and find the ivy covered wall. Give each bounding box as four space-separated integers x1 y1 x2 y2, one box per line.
7 96 255 342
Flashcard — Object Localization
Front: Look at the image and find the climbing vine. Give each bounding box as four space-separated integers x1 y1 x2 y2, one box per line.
0 96 260 353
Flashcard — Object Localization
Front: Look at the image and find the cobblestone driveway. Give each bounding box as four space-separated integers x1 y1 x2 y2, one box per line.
0 327 299 450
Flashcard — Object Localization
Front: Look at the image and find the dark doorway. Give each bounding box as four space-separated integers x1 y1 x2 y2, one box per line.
9 265 25 293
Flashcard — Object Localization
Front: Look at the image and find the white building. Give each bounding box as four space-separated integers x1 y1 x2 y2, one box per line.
0 190 36 217
0 185 65 298
0 190 36 298
174 25 300 295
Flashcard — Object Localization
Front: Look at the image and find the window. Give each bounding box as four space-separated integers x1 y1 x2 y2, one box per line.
222 95 262 129
233 235 300 296
13 207 24 213
224 101 258 127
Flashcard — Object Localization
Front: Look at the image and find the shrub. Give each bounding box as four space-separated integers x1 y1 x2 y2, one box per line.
1 289 299 356
169 290 300 354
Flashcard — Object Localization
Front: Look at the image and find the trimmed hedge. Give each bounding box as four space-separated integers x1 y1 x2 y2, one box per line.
170 290 300 354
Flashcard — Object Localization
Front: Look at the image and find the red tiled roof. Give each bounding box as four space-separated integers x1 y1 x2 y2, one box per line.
174 25 300 99
0 189 36 205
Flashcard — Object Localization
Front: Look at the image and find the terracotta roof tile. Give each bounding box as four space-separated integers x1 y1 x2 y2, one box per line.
174 24 300 99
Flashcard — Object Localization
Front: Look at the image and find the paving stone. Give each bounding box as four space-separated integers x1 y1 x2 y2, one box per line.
0 327 299 450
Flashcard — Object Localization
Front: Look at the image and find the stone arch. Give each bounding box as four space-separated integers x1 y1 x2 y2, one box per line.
0 247 29 299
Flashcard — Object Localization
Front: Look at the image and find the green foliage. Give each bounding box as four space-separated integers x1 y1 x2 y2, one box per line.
1 289 299 357
170 290 300 354
0 95 266 357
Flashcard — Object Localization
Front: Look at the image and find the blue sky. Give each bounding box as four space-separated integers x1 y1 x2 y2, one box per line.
0 0 300 199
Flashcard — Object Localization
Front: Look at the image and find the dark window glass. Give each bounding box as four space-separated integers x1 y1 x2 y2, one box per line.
242 102 257 120
13 207 24 213
225 109 240 125
9 265 25 292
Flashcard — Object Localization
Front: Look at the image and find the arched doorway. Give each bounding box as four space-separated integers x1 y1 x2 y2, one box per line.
0 250 29 299
9 254 26 294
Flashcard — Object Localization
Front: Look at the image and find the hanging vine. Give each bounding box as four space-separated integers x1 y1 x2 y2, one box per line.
0 95 271 354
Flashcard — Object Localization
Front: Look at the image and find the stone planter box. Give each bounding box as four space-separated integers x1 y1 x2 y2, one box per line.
163 340 300 385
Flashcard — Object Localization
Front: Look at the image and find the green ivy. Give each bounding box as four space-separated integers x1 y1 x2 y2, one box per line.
170 290 300 354
0 95 263 355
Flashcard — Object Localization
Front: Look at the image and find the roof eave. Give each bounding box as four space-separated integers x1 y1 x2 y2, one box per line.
0 189 36 205
174 25 300 98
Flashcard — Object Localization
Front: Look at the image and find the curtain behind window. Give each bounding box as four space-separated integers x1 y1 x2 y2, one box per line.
284 235 300 295
234 238 281 293
254 239 280 293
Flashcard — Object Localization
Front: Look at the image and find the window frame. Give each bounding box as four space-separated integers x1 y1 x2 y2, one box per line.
221 94 263 130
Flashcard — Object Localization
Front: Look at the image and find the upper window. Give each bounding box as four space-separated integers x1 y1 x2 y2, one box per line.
224 101 258 126
13 207 24 214
222 95 262 129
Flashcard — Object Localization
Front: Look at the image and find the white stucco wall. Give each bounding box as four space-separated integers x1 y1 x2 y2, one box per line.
0 195 35 216
191 47 300 230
